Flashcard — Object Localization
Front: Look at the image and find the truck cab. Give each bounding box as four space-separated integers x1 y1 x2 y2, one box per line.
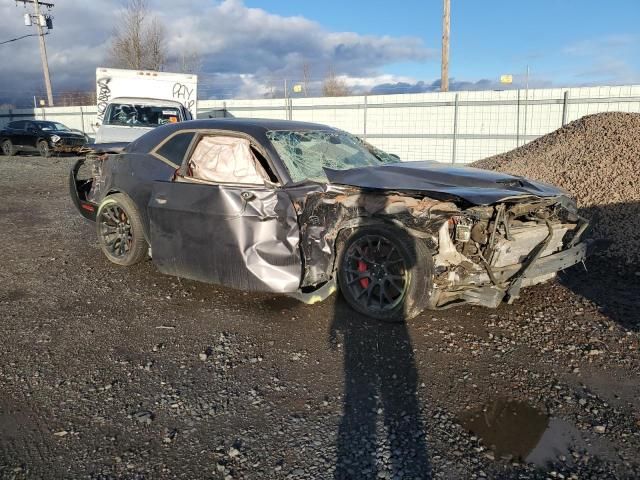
93 67 198 145
95 97 192 144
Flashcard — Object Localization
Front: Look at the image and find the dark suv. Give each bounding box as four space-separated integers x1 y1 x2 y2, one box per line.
0 120 87 157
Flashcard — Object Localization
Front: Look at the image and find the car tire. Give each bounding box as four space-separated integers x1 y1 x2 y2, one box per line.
96 193 148 266
337 224 434 322
1 139 16 156
38 140 51 158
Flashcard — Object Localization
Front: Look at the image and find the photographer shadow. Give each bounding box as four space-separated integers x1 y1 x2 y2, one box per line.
329 299 431 479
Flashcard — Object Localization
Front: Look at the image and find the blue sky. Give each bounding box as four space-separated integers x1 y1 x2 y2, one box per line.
0 0 639 105
246 0 640 88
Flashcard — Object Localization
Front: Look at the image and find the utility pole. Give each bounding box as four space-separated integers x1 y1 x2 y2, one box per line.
18 0 55 106
441 0 450 92
523 65 530 145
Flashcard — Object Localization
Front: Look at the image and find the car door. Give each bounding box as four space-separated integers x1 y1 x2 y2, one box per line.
24 122 39 150
8 121 27 147
147 132 302 293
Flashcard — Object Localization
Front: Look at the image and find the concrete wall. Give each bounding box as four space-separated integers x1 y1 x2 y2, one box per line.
2 84 640 163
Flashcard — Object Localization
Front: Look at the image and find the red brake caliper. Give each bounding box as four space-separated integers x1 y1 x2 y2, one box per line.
357 260 369 288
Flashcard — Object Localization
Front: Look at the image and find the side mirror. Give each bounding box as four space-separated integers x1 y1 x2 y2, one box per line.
390 153 400 160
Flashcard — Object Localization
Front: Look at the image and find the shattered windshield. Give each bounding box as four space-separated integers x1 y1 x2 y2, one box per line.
104 104 181 128
267 130 398 183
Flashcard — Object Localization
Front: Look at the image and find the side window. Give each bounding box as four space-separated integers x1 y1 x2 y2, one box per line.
155 132 195 165
9 121 25 130
185 135 265 185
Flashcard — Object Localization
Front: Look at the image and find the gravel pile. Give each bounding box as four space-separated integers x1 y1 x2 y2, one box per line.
472 112 640 266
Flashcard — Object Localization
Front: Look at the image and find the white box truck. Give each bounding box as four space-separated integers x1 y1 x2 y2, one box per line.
94 68 198 144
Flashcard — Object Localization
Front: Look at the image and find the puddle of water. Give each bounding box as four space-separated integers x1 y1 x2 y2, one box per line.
460 398 617 468
459 398 549 462
526 418 583 466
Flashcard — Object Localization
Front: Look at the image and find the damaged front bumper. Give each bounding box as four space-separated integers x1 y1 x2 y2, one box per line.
446 241 589 309
53 144 85 153
522 242 588 279
431 206 590 309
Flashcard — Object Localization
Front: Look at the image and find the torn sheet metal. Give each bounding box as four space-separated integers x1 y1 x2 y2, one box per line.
288 185 458 288
80 142 129 155
324 161 569 206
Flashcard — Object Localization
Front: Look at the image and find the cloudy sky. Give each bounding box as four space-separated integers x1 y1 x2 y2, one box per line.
0 0 639 106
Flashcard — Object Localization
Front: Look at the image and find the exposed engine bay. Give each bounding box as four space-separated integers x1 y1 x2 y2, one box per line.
294 188 588 309
431 197 588 308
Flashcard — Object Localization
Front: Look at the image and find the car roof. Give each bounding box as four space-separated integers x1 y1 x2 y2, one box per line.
192 118 335 131
127 118 337 154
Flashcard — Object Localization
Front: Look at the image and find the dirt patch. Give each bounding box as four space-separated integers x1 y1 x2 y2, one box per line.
0 155 639 479
472 112 640 266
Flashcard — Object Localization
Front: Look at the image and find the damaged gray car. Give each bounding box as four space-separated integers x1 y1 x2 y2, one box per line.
70 119 589 321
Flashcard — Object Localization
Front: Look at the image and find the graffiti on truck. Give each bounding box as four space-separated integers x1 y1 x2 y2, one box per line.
172 82 195 112
96 77 112 125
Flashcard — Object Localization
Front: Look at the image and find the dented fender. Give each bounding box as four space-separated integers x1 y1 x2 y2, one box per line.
289 185 460 288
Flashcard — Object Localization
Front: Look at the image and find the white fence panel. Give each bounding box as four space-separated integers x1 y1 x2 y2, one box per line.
2 84 639 163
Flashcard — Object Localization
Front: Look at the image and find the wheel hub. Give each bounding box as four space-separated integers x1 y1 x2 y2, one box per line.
371 263 386 279
116 222 128 235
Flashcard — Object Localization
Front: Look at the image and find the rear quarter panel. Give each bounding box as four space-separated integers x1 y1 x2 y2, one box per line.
97 153 176 242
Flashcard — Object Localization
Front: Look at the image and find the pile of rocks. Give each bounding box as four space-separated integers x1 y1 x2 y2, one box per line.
473 112 640 266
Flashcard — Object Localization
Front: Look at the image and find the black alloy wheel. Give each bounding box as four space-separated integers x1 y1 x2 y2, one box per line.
99 203 133 259
338 225 434 322
342 234 408 312
96 194 148 266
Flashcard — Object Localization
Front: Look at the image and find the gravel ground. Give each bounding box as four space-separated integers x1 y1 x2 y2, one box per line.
472 112 640 265
1 155 639 480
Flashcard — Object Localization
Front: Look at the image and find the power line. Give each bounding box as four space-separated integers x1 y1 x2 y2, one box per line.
0 32 47 45
14 0 54 6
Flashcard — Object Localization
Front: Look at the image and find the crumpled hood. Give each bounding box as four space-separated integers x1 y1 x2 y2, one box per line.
324 161 569 205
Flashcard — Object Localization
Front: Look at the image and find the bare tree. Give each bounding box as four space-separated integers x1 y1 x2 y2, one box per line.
108 0 167 71
322 68 351 97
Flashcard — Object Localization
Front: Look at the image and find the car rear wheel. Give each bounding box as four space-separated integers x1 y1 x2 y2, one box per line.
38 140 51 158
337 225 434 322
96 194 148 266
1 139 16 156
